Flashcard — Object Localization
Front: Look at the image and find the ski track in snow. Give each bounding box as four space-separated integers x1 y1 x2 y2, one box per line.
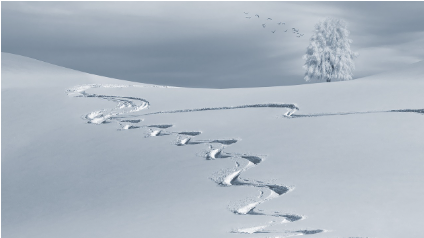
67 84 152 124
286 108 424 118
65 84 423 236
141 103 300 116
65 84 333 236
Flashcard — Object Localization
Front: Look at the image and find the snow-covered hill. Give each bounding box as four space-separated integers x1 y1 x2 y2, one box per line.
2 52 423 238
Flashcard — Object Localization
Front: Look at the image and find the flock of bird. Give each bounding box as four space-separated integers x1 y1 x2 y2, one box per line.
243 12 304 38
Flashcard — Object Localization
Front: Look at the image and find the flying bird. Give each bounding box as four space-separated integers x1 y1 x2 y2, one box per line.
255 14 259 18
284 30 287 32
244 12 249 14
262 24 266 28
267 18 272 20
246 17 251 19
271 30 276 33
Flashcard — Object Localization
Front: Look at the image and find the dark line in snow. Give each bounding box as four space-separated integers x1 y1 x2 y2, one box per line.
141 103 299 116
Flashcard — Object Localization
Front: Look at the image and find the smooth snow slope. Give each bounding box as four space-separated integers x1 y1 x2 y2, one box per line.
2 52 424 238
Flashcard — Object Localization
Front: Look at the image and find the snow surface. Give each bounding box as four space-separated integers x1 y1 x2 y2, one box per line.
2 52 424 238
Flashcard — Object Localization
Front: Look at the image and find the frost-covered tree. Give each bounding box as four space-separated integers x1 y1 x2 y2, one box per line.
303 17 358 82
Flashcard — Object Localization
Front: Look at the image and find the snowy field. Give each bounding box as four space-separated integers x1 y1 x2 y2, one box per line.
2 52 424 238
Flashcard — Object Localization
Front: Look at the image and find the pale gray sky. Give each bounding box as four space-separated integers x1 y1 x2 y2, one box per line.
2 1 424 88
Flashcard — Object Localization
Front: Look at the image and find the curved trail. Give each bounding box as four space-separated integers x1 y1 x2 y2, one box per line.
65 84 424 237
67 84 152 124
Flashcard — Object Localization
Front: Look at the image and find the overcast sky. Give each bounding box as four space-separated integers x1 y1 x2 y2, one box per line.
2 1 424 88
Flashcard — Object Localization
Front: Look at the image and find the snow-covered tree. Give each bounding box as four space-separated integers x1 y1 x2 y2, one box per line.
303 17 358 82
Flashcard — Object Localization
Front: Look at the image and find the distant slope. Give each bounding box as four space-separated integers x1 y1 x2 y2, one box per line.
2 52 138 89
3 52 423 87
357 60 424 81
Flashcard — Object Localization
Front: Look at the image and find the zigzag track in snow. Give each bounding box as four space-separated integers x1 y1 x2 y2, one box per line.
68 84 422 236
67 84 366 237
66 84 325 236
206 149 304 225
198 144 316 235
